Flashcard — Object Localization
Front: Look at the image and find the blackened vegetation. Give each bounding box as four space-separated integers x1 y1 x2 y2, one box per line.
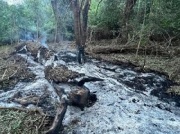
71 0 91 64
15 41 55 63
119 74 173 92
151 85 180 107
96 60 178 107
77 46 86 64
92 56 177 107
2 42 178 133
119 72 180 106
13 42 99 134
76 76 103 87
58 51 77 63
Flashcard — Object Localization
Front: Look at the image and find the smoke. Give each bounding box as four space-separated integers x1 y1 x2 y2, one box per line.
40 32 48 49
19 30 35 42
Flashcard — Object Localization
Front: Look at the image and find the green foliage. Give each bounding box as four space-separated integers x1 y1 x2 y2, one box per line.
159 0 180 34
89 0 180 41
89 0 122 30
0 0 11 41
0 0 180 43
0 0 54 43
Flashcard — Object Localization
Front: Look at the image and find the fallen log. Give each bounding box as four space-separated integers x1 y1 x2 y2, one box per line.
45 99 67 134
75 76 103 86
88 44 172 57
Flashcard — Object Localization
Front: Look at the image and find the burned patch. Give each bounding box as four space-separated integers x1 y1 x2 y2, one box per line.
58 51 77 63
75 76 103 87
88 92 97 107
151 85 180 107
119 74 172 92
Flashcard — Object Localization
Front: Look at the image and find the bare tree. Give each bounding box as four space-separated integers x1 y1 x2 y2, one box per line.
71 0 91 64
51 0 62 43
122 0 137 43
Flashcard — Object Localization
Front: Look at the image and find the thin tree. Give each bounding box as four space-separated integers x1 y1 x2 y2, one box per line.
122 0 137 43
51 0 62 43
70 0 91 64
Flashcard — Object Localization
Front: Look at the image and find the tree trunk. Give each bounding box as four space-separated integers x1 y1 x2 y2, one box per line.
51 0 62 43
122 0 137 43
71 0 91 64
36 19 39 40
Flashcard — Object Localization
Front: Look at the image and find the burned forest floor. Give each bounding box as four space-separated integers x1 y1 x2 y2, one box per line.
0 40 180 134
85 40 180 95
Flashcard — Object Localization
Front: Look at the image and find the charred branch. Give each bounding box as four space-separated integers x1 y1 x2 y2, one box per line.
45 99 67 134
76 76 103 86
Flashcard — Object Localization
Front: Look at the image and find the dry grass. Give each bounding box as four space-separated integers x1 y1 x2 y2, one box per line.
0 45 52 133
0 108 52 134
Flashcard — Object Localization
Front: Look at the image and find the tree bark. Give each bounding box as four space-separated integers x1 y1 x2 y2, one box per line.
51 0 62 43
71 0 91 64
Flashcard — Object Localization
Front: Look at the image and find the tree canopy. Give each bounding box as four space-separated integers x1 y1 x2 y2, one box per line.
0 0 180 44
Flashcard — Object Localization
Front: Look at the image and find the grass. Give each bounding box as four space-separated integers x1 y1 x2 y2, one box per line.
0 45 14 56
0 108 51 134
0 44 52 134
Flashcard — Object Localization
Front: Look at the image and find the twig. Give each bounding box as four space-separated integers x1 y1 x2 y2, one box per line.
8 69 18 79
1 69 7 80
38 114 47 130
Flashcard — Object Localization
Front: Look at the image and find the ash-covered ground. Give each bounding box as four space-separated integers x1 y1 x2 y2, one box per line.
0 42 180 134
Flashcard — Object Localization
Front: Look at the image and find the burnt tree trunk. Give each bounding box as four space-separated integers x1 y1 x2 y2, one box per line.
122 0 137 43
51 0 62 43
71 0 91 64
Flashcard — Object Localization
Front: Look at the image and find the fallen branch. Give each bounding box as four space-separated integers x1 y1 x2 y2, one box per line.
8 69 18 79
45 99 67 134
38 114 47 130
1 69 7 80
89 44 172 57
